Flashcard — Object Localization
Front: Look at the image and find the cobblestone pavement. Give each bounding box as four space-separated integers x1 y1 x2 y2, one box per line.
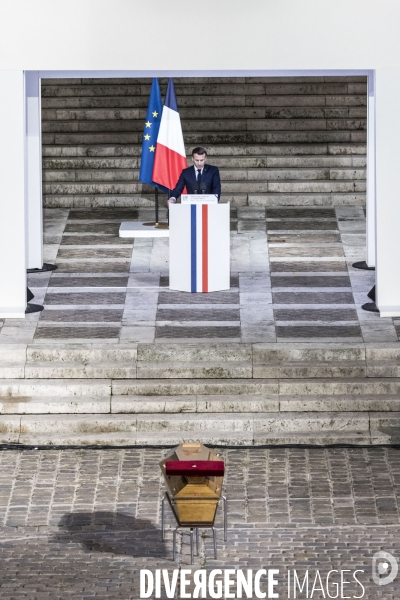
0 447 399 598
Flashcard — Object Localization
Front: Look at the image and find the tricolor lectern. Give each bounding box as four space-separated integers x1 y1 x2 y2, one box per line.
169 196 230 293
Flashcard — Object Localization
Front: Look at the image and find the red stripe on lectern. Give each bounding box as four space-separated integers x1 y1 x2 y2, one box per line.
202 204 208 293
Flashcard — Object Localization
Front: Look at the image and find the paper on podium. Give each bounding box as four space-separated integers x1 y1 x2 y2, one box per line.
181 194 218 204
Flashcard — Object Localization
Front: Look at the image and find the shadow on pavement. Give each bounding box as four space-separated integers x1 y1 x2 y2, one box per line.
54 511 168 558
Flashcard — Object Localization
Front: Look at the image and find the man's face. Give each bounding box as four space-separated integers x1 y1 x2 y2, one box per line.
192 153 207 169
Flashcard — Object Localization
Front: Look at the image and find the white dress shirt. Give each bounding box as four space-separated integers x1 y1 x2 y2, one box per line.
194 165 204 178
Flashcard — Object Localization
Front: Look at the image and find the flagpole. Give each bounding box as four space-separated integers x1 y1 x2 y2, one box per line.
155 187 159 226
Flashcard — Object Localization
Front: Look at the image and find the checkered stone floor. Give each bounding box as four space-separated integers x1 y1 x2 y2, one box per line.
1 205 399 345
0 447 399 599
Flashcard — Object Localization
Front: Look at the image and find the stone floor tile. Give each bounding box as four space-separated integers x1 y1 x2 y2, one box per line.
3 205 400 346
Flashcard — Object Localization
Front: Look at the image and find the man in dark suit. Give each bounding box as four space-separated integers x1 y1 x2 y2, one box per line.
167 146 221 206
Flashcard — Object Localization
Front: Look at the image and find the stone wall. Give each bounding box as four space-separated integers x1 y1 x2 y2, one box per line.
41 76 367 208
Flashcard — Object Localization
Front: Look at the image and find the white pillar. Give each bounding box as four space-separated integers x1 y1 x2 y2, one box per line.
375 69 400 316
366 70 376 267
25 71 43 269
0 71 26 318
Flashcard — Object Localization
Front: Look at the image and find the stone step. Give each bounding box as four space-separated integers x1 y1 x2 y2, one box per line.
111 395 279 414
366 362 400 377
42 155 365 170
43 193 365 209
135 430 375 446
44 167 366 183
136 412 370 433
366 345 400 360
370 412 400 433
113 377 400 397
29 430 377 446
111 394 400 414
1 411 396 446
136 343 252 378
0 396 110 414
44 194 155 208
253 361 366 378
24 362 136 379
253 343 365 362
41 95 356 110
8 343 400 381
26 344 137 362
137 342 251 362
42 131 366 147
41 82 361 97
253 343 368 379
42 144 365 158
0 363 26 379
42 119 366 134
42 107 367 121
248 193 366 207
279 395 400 412
42 179 367 194
0 345 27 361
1 411 371 435
137 343 379 363
280 378 400 395
137 361 374 380
112 378 279 396
0 379 111 397
2 392 400 416
136 362 251 379
0 345 27 378
41 74 366 84
40 93 366 110
10 429 383 447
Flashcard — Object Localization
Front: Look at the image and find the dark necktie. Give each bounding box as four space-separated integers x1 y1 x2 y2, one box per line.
197 169 202 190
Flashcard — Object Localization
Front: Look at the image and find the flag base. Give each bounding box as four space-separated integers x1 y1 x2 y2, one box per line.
143 222 169 229
119 221 170 238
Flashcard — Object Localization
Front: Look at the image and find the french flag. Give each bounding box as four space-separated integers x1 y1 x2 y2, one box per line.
152 78 187 190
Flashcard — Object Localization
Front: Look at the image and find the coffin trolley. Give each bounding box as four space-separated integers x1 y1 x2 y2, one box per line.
159 442 227 563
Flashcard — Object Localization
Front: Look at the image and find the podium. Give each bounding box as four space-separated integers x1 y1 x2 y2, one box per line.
169 198 230 293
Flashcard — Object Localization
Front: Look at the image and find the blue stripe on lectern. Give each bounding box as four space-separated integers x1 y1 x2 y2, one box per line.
191 204 196 293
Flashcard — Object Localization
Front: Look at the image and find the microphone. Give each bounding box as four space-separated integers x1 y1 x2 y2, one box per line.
200 183 207 194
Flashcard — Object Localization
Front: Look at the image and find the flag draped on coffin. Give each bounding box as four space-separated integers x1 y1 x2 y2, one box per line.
139 78 166 191
152 78 187 191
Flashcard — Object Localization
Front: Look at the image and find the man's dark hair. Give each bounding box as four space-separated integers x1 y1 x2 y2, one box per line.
192 146 207 156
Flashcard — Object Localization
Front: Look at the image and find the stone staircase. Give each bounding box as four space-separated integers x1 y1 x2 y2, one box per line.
1 343 399 446
41 76 367 208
